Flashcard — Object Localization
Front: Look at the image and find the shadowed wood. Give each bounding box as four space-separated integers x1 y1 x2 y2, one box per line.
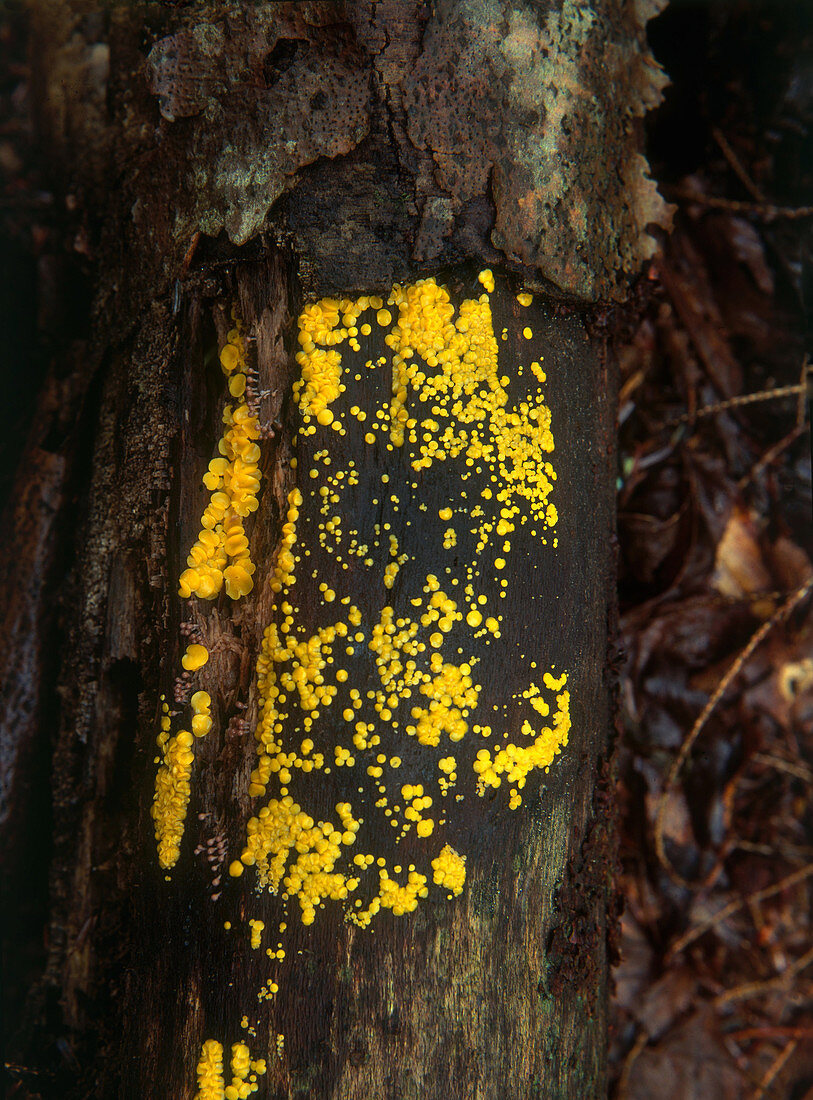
120 259 615 1098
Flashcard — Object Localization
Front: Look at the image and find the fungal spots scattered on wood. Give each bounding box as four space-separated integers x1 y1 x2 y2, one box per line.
160 272 574 1090
232 271 570 940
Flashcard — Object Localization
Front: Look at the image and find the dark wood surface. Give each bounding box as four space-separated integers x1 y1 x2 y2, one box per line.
2 255 615 1099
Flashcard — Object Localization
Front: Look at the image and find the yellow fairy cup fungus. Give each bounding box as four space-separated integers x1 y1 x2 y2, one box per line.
227 270 569 944
179 316 261 602
224 1041 265 1099
477 268 495 293
151 696 196 869
170 273 575 1089
151 688 215 867
248 919 264 950
431 844 466 896
236 797 361 925
194 1039 266 1100
473 674 571 807
190 690 212 738
182 643 209 671
195 1039 225 1100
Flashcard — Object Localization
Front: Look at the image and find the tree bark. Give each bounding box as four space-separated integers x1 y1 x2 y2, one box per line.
2 2 668 1097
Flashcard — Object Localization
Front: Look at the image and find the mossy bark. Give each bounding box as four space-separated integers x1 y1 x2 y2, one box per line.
0 3 640 1097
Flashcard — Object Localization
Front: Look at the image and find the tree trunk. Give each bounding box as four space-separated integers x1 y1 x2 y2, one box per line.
2 2 669 1097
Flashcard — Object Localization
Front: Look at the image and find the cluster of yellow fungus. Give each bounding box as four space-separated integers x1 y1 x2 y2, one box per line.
227 270 570 945
248 919 264 950
349 865 430 927
431 844 466 896
406 660 479 747
195 1039 225 1100
179 317 261 601
268 489 301 594
194 1040 266 1100
437 755 458 796
377 277 557 554
474 675 570 808
154 308 263 872
151 683 215 868
151 696 195 870
233 797 361 926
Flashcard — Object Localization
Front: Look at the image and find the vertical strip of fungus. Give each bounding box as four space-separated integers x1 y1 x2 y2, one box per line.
152 309 262 870
195 1039 225 1100
179 312 261 602
193 1038 266 1100
151 696 195 869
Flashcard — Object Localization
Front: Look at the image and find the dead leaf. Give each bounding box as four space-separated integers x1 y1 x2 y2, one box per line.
713 505 772 600
633 967 697 1041
626 1008 744 1100
615 911 655 1012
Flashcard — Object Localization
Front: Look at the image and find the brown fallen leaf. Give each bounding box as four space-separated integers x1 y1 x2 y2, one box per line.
625 1007 744 1100
713 505 773 602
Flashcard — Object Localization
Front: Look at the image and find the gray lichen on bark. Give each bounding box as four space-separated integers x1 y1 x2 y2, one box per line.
404 0 672 298
34 0 670 316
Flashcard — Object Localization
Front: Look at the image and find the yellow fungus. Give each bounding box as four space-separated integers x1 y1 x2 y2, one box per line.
182 643 209 671
175 271 571 1073
179 322 261 603
516 292 533 307
195 1040 225 1100
431 845 466 895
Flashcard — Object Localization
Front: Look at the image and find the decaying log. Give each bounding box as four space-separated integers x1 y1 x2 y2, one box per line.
1 2 669 1097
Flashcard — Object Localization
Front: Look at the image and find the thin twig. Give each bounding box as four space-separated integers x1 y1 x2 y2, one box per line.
731 1026 813 1043
715 946 813 1008
667 188 813 222
795 355 810 429
712 126 766 202
737 424 807 493
667 862 813 960
616 1028 649 1099
665 384 804 428
749 1040 799 1100
751 752 813 784
655 578 813 887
